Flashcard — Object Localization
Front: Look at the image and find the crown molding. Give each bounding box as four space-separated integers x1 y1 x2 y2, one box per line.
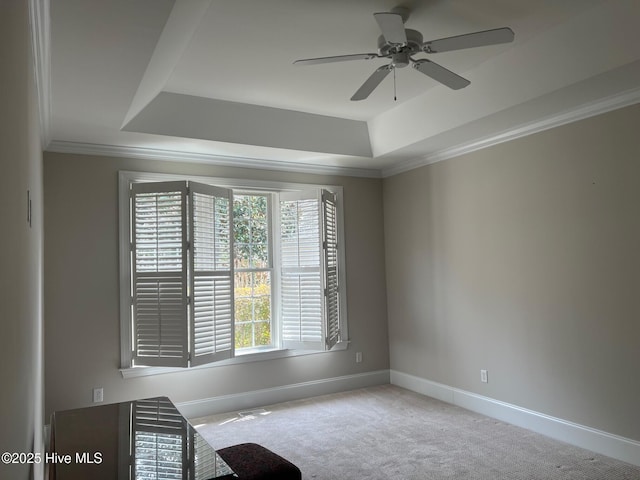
46 141 382 178
45 84 640 181
28 0 52 148
381 87 640 178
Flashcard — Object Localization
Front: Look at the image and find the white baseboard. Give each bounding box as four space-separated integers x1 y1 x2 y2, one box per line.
390 370 640 467
177 369 390 419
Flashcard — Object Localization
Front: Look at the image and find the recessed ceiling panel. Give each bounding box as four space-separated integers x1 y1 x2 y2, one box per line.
123 92 372 157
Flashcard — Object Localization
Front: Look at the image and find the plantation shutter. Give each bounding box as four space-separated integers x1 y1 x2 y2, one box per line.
188 182 234 366
131 182 188 367
280 191 324 350
322 189 341 350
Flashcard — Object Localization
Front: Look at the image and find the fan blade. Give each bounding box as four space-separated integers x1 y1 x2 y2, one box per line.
351 65 393 101
374 12 407 45
294 53 378 66
412 59 470 90
423 27 514 53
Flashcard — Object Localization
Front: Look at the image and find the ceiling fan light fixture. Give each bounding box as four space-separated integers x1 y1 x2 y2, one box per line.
391 52 410 69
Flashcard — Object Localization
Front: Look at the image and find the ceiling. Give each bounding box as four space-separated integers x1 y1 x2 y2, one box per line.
46 0 640 177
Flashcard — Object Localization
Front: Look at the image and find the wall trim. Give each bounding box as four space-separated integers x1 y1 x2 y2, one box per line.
43 90 640 180
390 370 640 467
176 369 390 419
46 140 382 178
381 87 640 178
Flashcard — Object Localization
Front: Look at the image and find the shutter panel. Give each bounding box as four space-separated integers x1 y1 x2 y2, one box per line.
280 191 324 350
188 182 234 366
322 190 341 350
131 182 188 367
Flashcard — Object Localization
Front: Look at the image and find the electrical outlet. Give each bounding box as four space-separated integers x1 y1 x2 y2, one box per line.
355 352 363 363
93 387 104 403
480 370 488 383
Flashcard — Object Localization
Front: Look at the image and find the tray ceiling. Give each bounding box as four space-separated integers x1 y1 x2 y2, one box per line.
47 0 640 176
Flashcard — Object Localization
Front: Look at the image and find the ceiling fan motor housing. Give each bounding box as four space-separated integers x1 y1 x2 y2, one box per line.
377 28 423 58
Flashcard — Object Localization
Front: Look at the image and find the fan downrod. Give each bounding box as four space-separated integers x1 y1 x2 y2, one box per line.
389 6 411 24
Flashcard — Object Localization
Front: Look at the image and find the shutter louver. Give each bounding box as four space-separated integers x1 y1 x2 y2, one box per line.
280 191 324 350
322 190 341 350
189 183 234 366
132 182 188 367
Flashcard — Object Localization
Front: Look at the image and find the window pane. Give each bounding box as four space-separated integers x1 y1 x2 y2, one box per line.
251 244 269 269
234 242 250 266
233 194 269 269
250 219 267 244
234 271 271 349
254 321 271 347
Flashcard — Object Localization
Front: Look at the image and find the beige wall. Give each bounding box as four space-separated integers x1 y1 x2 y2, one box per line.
0 1 45 479
43 153 389 417
384 104 640 441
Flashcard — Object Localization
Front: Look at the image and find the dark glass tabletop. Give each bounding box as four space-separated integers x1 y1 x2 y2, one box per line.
50 396 236 480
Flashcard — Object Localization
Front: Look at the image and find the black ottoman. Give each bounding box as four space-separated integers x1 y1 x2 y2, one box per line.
216 442 302 480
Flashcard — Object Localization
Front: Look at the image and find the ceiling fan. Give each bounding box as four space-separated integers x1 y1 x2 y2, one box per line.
293 7 514 101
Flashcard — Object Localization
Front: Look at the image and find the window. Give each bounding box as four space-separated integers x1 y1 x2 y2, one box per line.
233 193 273 350
119 172 348 373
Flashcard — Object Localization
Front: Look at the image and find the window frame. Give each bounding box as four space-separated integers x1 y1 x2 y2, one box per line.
118 170 348 378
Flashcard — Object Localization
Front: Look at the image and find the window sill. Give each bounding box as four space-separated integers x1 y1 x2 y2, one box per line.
119 341 349 379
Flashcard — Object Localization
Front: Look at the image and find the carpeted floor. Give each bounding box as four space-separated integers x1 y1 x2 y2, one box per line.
194 385 640 479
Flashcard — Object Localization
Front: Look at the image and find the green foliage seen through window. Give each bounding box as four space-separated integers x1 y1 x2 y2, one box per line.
233 194 272 349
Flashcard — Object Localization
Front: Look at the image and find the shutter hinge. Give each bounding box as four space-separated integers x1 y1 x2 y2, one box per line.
186 296 191 305
129 242 133 252
130 296 134 306
323 288 327 297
